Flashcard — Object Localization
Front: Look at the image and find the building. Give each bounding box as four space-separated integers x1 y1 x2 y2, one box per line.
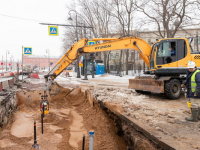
22 55 60 70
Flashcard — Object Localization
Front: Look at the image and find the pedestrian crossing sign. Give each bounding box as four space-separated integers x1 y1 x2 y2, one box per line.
88 41 96 45
48 26 58 36
23 47 32 55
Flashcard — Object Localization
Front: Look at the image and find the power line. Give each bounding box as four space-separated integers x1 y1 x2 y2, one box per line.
0 13 45 22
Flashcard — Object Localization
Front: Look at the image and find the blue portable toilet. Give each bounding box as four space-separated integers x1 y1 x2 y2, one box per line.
96 63 105 75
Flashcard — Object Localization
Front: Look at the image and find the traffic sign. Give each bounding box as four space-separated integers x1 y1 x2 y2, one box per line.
79 63 83 67
24 47 32 55
1 62 3 65
88 41 96 45
48 26 58 36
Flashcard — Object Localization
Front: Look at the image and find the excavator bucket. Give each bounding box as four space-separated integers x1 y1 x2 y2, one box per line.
128 76 165 93
49 82 74 97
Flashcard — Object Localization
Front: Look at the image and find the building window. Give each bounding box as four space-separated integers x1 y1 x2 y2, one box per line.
110 65 113 70
128 64 133 70
148 39 151 44
110 53 113 60
131 52 135 60
115 53 119 59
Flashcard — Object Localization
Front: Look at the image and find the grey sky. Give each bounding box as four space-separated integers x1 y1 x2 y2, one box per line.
0 0 72 62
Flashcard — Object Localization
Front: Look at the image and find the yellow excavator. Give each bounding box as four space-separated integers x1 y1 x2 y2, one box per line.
42 36 200 113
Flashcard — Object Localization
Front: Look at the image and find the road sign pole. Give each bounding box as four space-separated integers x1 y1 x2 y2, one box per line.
22 46 23 81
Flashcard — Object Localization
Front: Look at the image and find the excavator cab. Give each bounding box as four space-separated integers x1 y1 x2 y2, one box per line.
40 94 49 114
149 39 189 75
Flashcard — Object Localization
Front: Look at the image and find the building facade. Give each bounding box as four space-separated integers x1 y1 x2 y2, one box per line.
22 55 60 70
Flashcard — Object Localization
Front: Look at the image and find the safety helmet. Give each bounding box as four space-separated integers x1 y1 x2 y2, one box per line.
187 61 196 68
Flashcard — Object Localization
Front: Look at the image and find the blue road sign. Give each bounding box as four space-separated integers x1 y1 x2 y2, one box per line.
24 47 32 55
49 26 58 36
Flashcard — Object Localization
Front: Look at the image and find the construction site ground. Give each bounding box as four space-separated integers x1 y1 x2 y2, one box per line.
0 71 200 150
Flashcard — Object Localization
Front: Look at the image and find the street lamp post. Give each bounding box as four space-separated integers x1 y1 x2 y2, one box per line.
82 22 88 80
46 49 50 71
10 56 13 70
68 10 81 78
6 50 9 71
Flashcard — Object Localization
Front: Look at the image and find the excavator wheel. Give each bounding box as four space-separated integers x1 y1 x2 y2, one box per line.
165 79 181 99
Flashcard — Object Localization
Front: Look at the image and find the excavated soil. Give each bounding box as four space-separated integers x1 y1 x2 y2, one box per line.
0 84 127 150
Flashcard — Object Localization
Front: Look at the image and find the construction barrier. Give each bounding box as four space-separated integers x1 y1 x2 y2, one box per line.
29 73 40 79
4 73 10 77
1 80 9 90
0 71 22 78
8 79 14 87
10 72 14 76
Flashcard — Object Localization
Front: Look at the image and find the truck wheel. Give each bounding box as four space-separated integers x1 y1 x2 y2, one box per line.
165 79 181 99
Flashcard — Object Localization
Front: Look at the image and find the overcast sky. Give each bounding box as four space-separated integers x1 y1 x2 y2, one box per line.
0 0 72 62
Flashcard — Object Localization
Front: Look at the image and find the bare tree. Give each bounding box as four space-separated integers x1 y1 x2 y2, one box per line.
103 0 137 75
63 0 115 73
134 0 200 38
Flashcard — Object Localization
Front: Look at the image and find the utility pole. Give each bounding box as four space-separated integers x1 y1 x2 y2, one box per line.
196 31 199 51
22 46 23 81
83 22 88 80
6 50 9 71
46 49 50 71
68 10 80 78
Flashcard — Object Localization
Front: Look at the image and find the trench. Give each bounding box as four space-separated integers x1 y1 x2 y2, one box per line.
0 85 169 150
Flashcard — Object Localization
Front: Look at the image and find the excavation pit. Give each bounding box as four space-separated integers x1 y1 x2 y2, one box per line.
0 85 162 150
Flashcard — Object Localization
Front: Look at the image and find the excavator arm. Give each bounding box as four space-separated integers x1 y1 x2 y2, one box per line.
44 37 152 92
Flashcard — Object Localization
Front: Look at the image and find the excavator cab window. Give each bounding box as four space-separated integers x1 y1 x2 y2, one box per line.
156 40 177 64
156 39 187 65
149 43 158 69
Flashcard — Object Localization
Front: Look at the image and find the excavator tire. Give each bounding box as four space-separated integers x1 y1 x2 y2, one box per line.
165 79 181 99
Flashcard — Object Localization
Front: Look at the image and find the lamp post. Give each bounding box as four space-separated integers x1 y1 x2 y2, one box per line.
6 50 9 71
10 56 13 71
82 21 88 80
68 10 80 78
46 49 50 71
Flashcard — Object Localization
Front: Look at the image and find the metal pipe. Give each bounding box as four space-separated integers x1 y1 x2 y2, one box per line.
82 134 85 150
89 130 94 150
41 104 44 134
34 119 37 144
